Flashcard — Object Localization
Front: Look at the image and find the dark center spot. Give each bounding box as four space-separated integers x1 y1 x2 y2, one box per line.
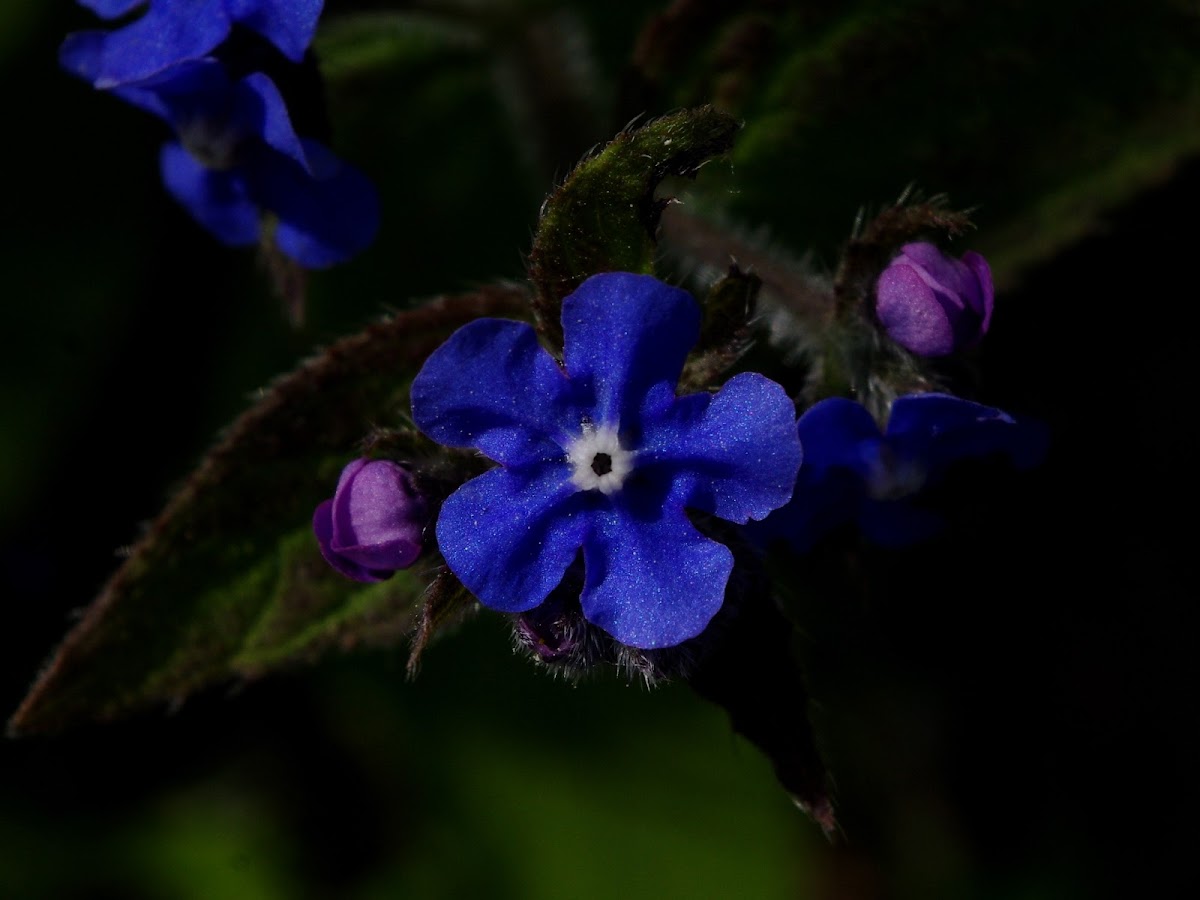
591 453 613 476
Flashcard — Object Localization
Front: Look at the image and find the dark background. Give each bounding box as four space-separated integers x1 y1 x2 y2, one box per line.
2 2 1196 898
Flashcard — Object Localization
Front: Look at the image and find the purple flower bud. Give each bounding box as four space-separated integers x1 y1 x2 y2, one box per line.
312 459 428 583
874 242 994 357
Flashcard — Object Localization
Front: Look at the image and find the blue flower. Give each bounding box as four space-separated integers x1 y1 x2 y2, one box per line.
80 58 378 267
752 393 1046 550
61 0 324 88
410 272 803 649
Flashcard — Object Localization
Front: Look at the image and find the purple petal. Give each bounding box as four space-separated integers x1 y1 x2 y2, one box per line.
411 319 580 466
876 263 957 357
580 498 733 648
77 1 231 88
328 460 425 570
262 141 381 268
313 499 391 583
436 465 588 614
561 272 700 431
642 372 801 523
159 142 260 246
962 251 995 334
230 0 325 62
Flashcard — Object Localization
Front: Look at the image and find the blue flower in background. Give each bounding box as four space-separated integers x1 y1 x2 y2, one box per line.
74 58 378 267
61 0 324 88
411 272 802 649
752 393 1046 550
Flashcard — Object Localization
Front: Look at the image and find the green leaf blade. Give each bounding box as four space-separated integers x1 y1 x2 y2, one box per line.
9 286 528 737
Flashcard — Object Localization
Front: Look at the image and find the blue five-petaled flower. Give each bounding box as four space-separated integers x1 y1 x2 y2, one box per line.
411 272 803 649
75 58 379 268
61 0 324 88
751 393 1047 550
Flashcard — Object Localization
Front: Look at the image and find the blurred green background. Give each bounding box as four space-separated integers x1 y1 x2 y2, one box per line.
2 1 1196 898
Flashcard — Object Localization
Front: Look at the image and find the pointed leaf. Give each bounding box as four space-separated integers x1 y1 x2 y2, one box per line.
9 285 529 737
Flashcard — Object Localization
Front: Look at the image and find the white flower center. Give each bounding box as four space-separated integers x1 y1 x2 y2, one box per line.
566 424 634 495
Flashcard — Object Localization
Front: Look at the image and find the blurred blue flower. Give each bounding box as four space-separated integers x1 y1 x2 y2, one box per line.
752 393 1046 550
75 58 378 267
411 272 802 649
61 0 324 88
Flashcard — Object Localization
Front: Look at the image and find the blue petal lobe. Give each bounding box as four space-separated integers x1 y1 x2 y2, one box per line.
561 272 699 430
110 59 232 126
234 73 308 170
261 140 380 268
79 0 145 18
797 397 882 476
580 497 732 648
642 372 801 523
82 1 231 88
412 318 580 466
229 0 325 61
887 393 1047 473
437 465 587 614
159 142 260 246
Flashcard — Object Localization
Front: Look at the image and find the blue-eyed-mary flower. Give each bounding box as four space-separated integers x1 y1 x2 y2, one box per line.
751 393 1046 550
313 459 429 583
410 272 803 650
874 242 994 357
67 58 379 268
61 0 324 88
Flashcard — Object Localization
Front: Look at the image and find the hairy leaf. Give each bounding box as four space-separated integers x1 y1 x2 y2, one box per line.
528 105 741 348
9 286 529 737
629 0 1200 288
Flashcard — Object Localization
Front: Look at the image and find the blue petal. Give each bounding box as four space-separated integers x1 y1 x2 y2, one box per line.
159 142 260 246
59 32 108 86
109 59 232 126
258 140 380 268
580 495 733 648
561 272 699 431
228 0 325 61
886 393 1047 474
641 372 801 523
437 465 587 614
78 0 145 17
796 397 882 476
234 73 308 170
73 1 231 88
411 318 582 466
748 467 863 552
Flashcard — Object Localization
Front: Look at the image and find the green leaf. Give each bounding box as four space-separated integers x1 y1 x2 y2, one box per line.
8 286 529 737
631 0 1200 288
314 11 484 83
527 105 741 348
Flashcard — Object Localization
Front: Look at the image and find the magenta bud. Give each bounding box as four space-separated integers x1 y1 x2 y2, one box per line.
874 242 994 357
313 459 429 582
